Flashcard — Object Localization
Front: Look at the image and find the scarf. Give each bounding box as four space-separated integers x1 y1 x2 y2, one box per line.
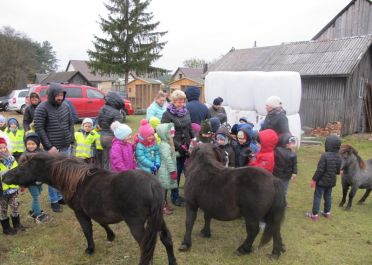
167 104 187 117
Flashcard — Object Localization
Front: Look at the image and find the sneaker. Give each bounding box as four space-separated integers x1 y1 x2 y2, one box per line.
305 212 319 221
35 213 51 224
163 207 173 215
172 198 185 207
321 211 331 218
51 203 63 213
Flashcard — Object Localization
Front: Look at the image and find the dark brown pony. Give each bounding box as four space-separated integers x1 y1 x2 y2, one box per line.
339 145 372 209
3 153 177 265
179 143 286 259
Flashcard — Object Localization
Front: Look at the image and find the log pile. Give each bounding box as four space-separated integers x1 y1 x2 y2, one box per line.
310 122 342 137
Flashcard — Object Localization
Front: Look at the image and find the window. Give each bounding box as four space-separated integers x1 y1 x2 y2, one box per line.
39 89 48 97
66 87 83 98
19 91 28 97
87 89 104 99
359 78 365 99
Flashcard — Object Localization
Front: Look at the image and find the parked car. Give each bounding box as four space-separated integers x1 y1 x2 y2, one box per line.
28 84 134 120
8 89 29 114
0 95 10 111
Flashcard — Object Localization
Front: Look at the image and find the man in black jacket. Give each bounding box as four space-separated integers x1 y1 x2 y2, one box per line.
97 92 123 170
185 86 210 125
34 83 74 212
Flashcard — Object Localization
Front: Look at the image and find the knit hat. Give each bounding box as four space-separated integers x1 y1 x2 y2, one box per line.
149 117 160 129
265 96 282 108
0 137 7 146
191 123 201 135
209 117 221 133
138 119 154 139
7 118 18 127
24 132 41 148
231 124 239 135
213 97 223 106
216 134 228 145
0 115 6 123
216 126 230 138
217 113 227 124
81 118 94 129
110 121 132 140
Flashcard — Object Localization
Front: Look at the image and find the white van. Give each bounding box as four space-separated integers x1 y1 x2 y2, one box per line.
8 89 29 114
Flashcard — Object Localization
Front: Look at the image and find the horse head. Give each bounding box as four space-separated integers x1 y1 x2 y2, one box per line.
340 145 365 170
3 152 53 187
190 143 228 167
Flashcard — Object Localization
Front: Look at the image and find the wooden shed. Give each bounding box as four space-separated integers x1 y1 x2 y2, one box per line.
169 77 205 103
127 78 163 111
208 35 372 135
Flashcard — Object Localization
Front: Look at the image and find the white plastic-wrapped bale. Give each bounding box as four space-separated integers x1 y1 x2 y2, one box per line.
287 113 302 147
205 72 231 106
254 71 301 116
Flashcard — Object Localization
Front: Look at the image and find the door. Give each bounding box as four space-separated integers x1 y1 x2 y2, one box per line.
86 88 105 117
65 87 84 118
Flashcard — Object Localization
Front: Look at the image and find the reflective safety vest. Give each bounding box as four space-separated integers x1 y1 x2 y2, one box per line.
0 160 19 191
93 129 103 151
5 129 25 153
74 131 97 159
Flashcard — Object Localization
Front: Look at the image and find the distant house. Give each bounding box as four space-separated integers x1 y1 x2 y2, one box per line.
39 71 92 86
66 60 136 92
127 77 163 110
169 67 205 102
208 35 372 135
313 0 372 40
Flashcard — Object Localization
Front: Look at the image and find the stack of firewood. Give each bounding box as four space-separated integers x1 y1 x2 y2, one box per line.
310 122 342 137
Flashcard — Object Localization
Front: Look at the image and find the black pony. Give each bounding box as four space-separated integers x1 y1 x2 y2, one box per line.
3 153 177 265
339 145 372 209
179 143 286 259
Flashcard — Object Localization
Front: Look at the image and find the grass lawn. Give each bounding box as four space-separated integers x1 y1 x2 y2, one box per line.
1 112 372 264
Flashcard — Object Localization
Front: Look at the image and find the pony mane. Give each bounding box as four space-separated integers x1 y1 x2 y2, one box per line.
48 155 93 200
190 144 226 169
340 144 366 169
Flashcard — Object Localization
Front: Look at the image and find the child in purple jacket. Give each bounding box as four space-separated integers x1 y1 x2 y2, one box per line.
109 121 136 172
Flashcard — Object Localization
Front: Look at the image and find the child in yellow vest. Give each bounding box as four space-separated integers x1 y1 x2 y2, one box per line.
73 118 97 163
5 118 25 161
0 137 23 235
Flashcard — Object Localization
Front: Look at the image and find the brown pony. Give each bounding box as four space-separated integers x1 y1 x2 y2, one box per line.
3 153 177 265
339 145 372 209
179 143 286 259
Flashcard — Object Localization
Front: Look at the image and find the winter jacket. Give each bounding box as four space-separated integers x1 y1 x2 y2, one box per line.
273 134 297 179
185 86 210 125
34 84 74 151
110 137 136 172
146 101 166 121
249 129 278 173
208 105 226 119
156 123 177 190
135 142 160 173
23 92 40 132
312 135 342 188
261 107 289 136
161 109 193 157
65 99 79 124
215 126 235 167
97 92 123 134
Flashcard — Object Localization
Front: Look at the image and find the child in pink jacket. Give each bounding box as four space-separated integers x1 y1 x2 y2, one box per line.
110 121 136 172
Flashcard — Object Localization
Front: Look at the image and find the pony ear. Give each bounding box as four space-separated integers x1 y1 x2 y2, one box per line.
19 153 38 164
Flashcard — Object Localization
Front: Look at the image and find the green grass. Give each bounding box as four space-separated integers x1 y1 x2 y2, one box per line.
1 112 372 264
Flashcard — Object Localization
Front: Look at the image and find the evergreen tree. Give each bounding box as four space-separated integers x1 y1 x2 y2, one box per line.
88 0 167 97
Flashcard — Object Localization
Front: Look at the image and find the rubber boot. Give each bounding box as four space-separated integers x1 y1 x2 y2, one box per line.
51 202 63 213
11 215 25 232
1 218 16 235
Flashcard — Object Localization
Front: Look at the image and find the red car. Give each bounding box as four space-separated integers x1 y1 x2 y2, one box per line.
28 84 134 120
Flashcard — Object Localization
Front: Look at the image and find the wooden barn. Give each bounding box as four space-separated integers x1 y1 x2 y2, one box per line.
127 77 163 111
208 35 372 135
169 67 205 102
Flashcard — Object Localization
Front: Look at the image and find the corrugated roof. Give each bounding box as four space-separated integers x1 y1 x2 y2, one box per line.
208 35 372 76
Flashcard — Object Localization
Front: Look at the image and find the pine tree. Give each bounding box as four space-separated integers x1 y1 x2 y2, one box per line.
88 0 167 96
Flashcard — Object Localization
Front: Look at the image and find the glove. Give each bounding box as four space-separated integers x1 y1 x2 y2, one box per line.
170 171 177 180
155 163 160 170
309 180 316 188
150 165 157 173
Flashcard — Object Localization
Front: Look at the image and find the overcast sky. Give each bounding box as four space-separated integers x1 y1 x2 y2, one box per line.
0 0 351 72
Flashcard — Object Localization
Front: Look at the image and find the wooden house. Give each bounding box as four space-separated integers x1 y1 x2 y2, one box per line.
208 35 372 135
169 67 205 102
40 71 92 86
127 77 163 111
312 0 372 40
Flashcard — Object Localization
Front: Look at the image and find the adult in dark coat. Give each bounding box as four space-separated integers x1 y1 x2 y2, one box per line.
208 97 226 119
34 83 74 212
161 90 193 206
23 92 41 132
260 96 289 136
97 92 123 170
185 86 210 125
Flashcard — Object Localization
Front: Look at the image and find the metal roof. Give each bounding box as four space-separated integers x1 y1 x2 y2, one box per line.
208 35 372 76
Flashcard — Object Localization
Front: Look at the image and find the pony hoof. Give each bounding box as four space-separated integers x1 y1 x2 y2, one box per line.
236 246 252 255
338 203 344 207
357 201 364 205
85 248 95 255
200 229 211 238
345 206 351 211
267 253 281 260
178 244 190 252
107 233 115 242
